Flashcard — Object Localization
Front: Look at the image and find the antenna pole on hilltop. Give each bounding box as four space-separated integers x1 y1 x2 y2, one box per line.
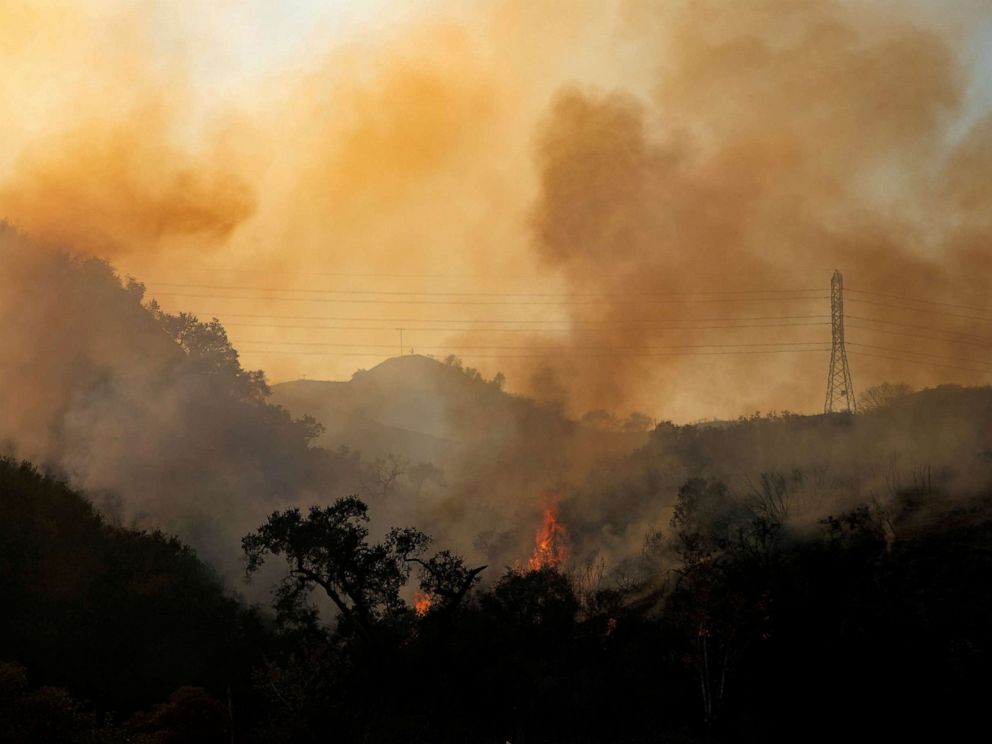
824 270 857 413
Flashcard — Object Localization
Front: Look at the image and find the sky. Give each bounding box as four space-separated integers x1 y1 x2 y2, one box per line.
3 0 992 421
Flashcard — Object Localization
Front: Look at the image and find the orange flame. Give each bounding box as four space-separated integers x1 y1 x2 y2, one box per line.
414 591 433 617
528 504 568 571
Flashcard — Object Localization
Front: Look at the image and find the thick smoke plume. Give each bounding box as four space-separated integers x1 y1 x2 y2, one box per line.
528 0 992 417
0 2 256 258
0 225 366 581
3 1 991 417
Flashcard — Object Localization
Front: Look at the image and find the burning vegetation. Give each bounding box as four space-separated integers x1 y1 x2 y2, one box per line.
528 501 569 572
413 591 433 617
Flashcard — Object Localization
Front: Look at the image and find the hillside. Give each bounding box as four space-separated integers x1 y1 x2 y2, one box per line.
272 355 647 465
0 458 269 718
271 355 651 565
561 384 992 570
0 225 368 581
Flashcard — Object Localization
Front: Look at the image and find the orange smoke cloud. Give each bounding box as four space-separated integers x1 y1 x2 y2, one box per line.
0 2 257 257
0 114 256 256
2 0 992 419
525 0 992 416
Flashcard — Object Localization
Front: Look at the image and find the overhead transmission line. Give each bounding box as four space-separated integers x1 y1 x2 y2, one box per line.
231 340 828 352
847 341 992 367
171 310 829 326
847 349 992 376
151 292 827 307
221 320 829 334
846 297 992 324
138 271 992 381
846 322 992 352
128 266 818 284
846 315 992 343
846 287 992 316
234 346 830 360
142 280 825 299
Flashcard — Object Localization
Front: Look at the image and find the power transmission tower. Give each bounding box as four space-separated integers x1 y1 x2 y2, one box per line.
824 269 857 413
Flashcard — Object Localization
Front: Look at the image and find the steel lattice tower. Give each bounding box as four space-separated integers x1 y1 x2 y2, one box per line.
824 270 856 413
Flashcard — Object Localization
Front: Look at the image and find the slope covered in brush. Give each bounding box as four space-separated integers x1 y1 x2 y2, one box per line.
272 354 650 566
0 224 366 578
562 384 992 569
0 458 269 714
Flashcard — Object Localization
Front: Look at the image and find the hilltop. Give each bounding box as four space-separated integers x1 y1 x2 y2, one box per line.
272 354 648 466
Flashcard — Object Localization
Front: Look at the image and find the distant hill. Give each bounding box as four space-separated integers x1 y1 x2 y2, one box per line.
272 354 648 469
271 355 651 565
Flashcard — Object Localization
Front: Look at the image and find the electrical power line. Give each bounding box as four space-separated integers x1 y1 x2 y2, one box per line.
151 290 828 307
136 269 992 387
847 287 992 316
163 309 830 326
846 314 992 343
232 339 828 352
847 323 992 352
847 341 991 368
847 297 992 324
125 266 820 286
233 346 831 360
847 349 992 376
220 320 830 334
143 280 826 299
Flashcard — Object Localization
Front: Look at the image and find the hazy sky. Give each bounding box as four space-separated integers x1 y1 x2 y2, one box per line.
3 1 992 421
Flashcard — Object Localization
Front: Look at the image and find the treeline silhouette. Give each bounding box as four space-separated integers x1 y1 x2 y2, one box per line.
3 450 992 742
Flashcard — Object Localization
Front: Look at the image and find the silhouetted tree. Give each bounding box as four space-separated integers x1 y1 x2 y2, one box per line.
0 662 104 743
243 497 430 642
407 462 445 497
123 687 230 744
148 303 269 403
405 549 486 616
667 478 778 728
621 411 655 432
858 382 913 411
361 455 408 500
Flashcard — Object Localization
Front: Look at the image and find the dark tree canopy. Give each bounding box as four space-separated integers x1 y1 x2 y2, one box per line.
243 498 432 639
147 301 270 404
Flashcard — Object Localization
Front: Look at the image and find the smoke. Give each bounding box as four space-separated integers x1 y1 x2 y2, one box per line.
3 0 992 590
4 1 990 418
562 384 992 577
526 0 992 417
0 225 371 581
0 2 257 258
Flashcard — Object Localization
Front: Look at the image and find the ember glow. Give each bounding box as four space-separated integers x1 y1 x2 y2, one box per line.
414 591 433 617
527 503 568 572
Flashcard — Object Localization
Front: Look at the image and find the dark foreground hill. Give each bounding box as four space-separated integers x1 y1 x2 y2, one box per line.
0 458 271 740
4 452 992 743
